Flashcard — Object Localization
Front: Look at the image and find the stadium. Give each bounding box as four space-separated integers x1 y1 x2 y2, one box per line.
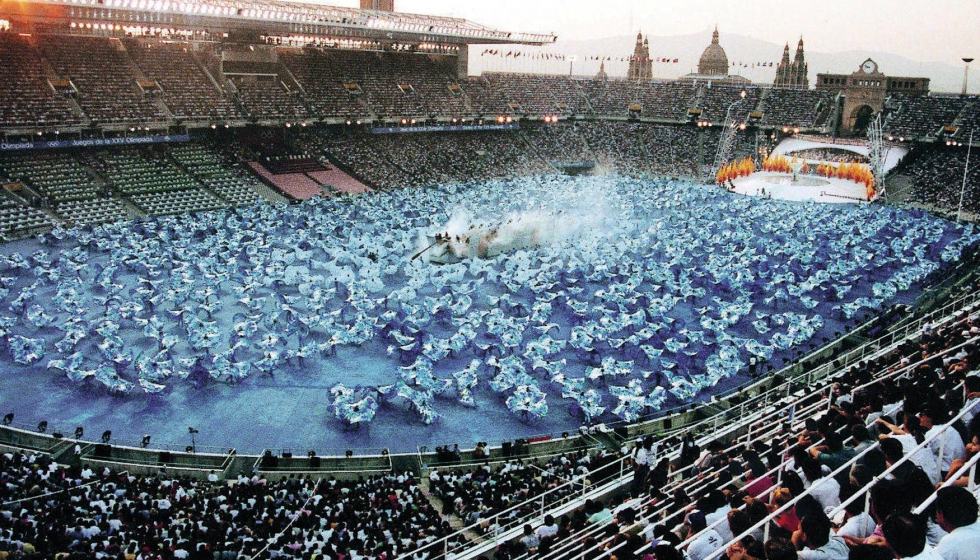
0 0 979 559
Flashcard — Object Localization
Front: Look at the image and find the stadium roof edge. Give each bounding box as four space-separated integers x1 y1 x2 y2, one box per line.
3 0 558 45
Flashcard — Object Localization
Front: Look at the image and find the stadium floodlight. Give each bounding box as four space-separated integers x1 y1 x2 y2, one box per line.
101 430 111 443
963 58 974 95
2 413 12 425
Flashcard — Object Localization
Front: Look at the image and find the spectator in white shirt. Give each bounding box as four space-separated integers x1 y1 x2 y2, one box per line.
535 514 558 540
917 405 966 476
882 512 944 559
959 376 980 427
800 459 841 513
683 510 724 560
877 416 942 485
797 512 849 560
835 494 874 539
934 487 980 560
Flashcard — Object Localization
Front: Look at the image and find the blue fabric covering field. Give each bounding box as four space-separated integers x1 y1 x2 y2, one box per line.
0 175 977 454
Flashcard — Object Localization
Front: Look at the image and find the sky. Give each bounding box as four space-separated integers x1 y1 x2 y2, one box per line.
327 0 980 66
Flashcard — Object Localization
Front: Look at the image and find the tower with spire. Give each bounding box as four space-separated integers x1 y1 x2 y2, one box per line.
774 37 809 88
596 61 609 80
628 32 653 80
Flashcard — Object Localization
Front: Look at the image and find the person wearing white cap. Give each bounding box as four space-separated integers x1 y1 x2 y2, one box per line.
683 510 724 560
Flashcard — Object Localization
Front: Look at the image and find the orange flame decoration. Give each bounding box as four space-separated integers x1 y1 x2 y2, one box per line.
723 155 875 194
768 157 877 193
762 154 794 173
717 156 756 183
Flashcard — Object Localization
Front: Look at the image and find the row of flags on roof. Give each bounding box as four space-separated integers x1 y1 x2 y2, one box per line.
479 49 679 63
478 49 780 69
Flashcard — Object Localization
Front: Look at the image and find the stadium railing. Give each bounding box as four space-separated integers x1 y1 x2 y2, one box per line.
446 322 976 560
698 348 978 559
608 334 977 560
252 448 394 480
78 442 237 480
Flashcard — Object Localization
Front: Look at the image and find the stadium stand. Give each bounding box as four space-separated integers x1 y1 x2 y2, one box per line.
577 78 634 118
122 38 241 122
576 121 652 176
0 191 56 237
0 32 79 129
305 129 553 189
760 88 834 129
300 129 415 190
95 147 227 215
463 76 510 116
278 49 375 120
695 84 761 124
637 81 699 121
898 145 980 215
0 151 103 203
247 161 326 200
884 94 970 140
168 144 263 206
519 122 595 166
231 76 311 122
38 35 167 125
53 197 129 226
484 73 590 116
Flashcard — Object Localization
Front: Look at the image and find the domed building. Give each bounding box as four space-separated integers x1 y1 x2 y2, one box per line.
680 26 750 85
698 25 729 76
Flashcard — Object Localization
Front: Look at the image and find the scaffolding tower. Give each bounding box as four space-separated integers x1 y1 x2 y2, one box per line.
710 93 748 182
867 113 886 200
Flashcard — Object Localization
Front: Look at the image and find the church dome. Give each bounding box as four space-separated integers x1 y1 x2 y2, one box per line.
697 26 729 76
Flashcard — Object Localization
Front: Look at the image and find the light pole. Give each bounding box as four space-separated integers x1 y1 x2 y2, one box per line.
709 90 747 181
956 129 973 223
963 58 974 95
188 426 199 453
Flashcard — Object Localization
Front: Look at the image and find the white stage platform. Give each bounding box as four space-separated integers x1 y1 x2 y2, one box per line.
729 172 869 204
773 138 908 174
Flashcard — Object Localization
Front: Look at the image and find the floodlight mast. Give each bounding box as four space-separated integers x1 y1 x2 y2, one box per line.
963 58 974 95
